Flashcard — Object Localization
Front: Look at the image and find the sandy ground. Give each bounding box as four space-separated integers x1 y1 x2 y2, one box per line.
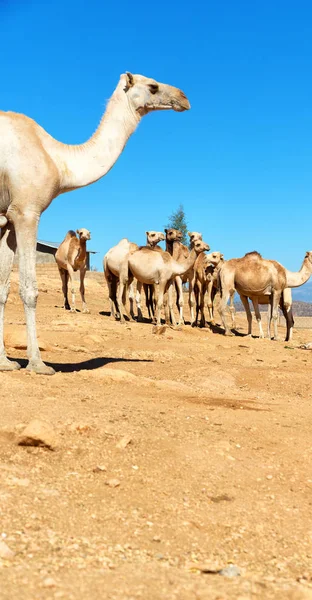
1 264 312 600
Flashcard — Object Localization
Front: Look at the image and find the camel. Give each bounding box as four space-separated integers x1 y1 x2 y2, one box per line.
0 72 190 374
104 238 139 321
104 231 165 323
165 229 206 325
55 229 91 313
141 231 165 321
193 251 224 327
235 288 294 341
119 239 210 326
219 251 312 340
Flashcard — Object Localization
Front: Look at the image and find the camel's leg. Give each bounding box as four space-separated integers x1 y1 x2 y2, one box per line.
136 281 144 322
194 284 200 326
128 281 136 320
175 276 184 325
59 268 70 310
206 281 214 324
271 291 281 341
79 266 89 313
167 281 176 326
240 295 253 336
229 292 236 329
188 272 196 326
117 272 132 323
251 298 264 338
67 265 77 313
267 303 272 339
14 215 54 375
156 281 167 326
219 275 235 336
0 224 21 371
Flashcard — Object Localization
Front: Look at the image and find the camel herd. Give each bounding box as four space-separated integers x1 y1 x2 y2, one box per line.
0 70 311 374
55 227 312 345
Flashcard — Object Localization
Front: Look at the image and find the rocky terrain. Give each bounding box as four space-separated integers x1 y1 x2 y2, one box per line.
1 264 312 600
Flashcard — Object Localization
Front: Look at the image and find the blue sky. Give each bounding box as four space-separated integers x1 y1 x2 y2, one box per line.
1 0 312 271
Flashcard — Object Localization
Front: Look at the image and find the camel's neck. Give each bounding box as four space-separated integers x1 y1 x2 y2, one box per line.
54 83 141 192
78 239 87 261
173 248 196 276
285 258 312 288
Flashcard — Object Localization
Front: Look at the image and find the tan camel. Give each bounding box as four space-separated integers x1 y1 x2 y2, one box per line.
104 238 139 321
193 251 224 327
165 229 206 324
0 72 190 374
219 251 312 340
140 231 165 321
55 229 91 313
119 239 210 326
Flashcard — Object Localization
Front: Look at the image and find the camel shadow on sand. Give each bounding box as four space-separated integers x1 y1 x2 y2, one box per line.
11 356 153 374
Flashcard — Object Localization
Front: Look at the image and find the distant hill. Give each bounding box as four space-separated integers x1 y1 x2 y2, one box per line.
234 299 312 316
291 280 312 302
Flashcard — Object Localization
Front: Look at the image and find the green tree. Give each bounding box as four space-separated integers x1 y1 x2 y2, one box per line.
165 204 188 246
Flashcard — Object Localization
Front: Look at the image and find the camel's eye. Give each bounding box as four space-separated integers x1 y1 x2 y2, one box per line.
149 84 159 94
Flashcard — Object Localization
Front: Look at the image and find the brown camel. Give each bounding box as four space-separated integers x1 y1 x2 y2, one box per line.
55 229 91 313
219 251 312 340
192 251 224 327
0 72 189 374
140 231 165 321
165 229 206 324
119 239 210 326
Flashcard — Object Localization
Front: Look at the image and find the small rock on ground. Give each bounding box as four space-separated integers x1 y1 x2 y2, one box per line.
17 419 57 450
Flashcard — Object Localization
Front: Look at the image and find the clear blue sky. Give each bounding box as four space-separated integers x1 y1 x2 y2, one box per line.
1 0 312 270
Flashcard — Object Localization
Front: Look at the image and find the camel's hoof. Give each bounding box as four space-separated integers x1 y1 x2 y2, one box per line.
82 309 90 314
0 358 21 371
224 330 234 337
70 308 77 313
26 361 55 375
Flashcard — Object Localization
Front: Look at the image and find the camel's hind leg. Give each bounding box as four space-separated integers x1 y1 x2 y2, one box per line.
251 297 264 338
0 224 21 371
240 295 253 336
79 266 89 314
58 267 70 310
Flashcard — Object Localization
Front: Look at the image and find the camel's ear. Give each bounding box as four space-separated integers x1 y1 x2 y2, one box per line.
145 231 149 236
221 253 224 259
187 231 191 237
123 72 134 91
76 229 80 234
164 228 168 234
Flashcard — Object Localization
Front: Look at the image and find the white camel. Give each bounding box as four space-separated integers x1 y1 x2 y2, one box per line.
0 72 190 373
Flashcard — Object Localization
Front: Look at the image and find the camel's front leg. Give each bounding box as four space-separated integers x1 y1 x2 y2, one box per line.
67 265 77 313
58 268 70 310
14 214 54 375
271 291 281 341
251 298 264 338
135 281 144 322
167 280 177 326
219 273 235 336
79 266 89 313
156 281 167 326
229 292 236 329
0 225 21 371
188 271 196 326
175 276 184 325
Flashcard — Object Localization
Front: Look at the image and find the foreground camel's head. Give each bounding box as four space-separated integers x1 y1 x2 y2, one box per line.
305 251 312 265
205 251 224 268
165 228 183 243
193 239 210 254
121 73 190 116
146 231 166 245
188 231 203 245
76 228 91 241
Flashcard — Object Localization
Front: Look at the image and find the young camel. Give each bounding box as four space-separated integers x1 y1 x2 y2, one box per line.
55 229 91 313
0 72 190 374
165 229 206 325
219 251 312 340
119 239 210 326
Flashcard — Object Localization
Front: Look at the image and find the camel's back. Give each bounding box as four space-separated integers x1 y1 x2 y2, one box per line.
55 230 78 267
228 253 285 293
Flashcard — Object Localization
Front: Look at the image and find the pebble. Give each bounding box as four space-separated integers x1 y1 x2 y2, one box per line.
0 540 15 559
105 478 121 488
219 564 241 577
17 419 57 450
116 435 132 449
